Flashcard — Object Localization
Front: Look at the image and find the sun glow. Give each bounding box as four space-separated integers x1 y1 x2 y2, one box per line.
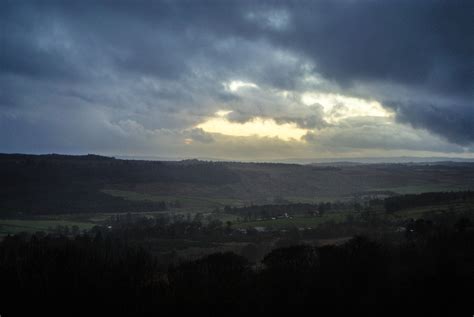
301 92 392 123
196 111 307 141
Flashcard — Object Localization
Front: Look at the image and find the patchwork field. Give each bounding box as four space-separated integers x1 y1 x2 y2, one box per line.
2 154 474 237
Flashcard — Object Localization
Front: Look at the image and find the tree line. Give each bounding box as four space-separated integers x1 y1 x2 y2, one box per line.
1 223 473 316
384 190 474 212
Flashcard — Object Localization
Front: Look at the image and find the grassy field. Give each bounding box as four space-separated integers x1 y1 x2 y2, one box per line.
389 200 474 218
380 184 474 195
0 219 96 236
103 185 474 211
2 195 473 236
234 198 474 230
102 189 243 210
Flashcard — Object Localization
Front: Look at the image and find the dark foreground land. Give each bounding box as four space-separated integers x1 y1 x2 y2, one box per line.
0 154 473 315
1 228 473 316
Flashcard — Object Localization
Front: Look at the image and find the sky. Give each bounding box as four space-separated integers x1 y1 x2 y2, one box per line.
1 0 473 161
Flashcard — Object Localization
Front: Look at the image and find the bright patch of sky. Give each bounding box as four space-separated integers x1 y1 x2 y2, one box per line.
301 93 393 123
197 85 394 142
196 111 308 141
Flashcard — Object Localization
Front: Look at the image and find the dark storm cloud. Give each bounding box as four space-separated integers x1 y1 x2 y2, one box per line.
2 0 471 88
265 0 473 144
0 0 472 154
1 3 81 80
389 99 474 145
277 1 473 95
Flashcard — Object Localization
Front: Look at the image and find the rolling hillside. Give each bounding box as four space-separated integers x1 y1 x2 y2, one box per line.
2 153 474 214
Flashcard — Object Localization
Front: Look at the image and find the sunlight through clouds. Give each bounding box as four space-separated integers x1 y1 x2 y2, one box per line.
2 1 471 159
301 93 393 123
196 111 308 141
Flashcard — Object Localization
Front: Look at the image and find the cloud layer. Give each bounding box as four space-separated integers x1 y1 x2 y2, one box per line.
1 0 472 160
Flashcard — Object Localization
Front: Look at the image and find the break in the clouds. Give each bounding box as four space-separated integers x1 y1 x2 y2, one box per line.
1 0 473 160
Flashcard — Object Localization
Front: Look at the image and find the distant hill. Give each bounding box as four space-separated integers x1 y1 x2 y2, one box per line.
117 155 474 165
2 153 474 215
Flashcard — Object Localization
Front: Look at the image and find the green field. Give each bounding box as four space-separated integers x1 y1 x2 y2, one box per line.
381 184 474 195
0 219 96 236
234 198 474 230
389 200 474 218
102 189 243 210
2 194 473 236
